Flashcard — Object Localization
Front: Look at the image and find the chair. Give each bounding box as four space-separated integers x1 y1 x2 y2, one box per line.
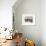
13 33 23 46
25 40 35 46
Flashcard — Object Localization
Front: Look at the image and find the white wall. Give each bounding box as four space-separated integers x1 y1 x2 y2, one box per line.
0 0 16 30
41 0 46 46
13 0 41 46
13 0 46 46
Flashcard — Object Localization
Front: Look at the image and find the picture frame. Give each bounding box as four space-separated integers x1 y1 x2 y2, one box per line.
22 14 35 25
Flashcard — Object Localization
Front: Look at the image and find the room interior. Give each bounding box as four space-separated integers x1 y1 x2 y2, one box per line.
0 0 46 46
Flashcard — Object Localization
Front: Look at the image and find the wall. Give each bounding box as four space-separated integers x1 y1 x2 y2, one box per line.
41 0 46 46
0 0 16 30
13 0 41 46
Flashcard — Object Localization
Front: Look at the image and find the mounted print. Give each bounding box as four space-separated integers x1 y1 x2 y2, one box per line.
22 14 35 25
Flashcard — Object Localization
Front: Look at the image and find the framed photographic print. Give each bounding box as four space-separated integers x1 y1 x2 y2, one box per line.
22 14 35 25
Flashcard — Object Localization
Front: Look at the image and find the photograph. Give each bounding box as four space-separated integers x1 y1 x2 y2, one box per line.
25 16 33 23
22 14 35 25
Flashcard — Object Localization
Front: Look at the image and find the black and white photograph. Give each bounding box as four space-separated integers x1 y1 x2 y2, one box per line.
22 14 35 25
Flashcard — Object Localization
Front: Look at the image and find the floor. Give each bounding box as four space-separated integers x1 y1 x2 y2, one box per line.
0 39 16 46
0 33 23 46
